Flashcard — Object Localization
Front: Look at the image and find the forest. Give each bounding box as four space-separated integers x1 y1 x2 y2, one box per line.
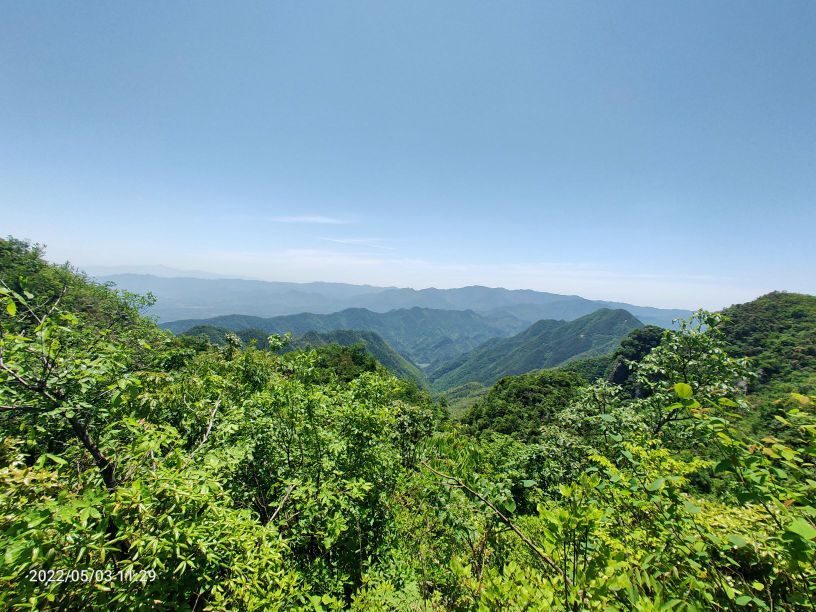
1 236 815 610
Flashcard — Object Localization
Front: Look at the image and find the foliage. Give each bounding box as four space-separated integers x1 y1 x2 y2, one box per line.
605 324 665 392
441 382 489 419
632 311 754 441
462 370 585 442
2 239 815 609
721 291 816 390
555 353 615 383
283 330 427 388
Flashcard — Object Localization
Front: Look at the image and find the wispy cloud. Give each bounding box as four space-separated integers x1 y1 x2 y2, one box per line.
319 237 395 250
268 215 350 225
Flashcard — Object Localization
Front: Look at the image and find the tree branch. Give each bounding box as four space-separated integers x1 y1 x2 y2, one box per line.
269 483 297 523
0 404 44 412
421 461 568 583
198 399 221 448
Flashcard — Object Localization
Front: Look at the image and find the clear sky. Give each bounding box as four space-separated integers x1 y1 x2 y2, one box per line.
2 2 814 309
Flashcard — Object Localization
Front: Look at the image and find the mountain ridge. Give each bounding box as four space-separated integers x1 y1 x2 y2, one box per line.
162 306 528 366
428 308 644 391
99 273 690 327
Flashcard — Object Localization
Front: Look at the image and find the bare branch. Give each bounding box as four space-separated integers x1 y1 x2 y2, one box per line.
0 404 44 412
420 461 567 582
270 483 297 523
198 399 222 448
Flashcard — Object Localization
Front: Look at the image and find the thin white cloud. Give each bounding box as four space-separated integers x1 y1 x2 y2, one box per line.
319 237 395 250
268 215 350 225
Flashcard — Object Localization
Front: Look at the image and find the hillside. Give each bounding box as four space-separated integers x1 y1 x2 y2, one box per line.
462 370 586 441
283 330 427 387
163 307 528 366
721 291 816 392
181 324 270 347
100 273 689 327
181 325 427 387
429 309 643 391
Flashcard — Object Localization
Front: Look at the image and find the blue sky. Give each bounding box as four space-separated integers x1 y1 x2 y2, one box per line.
1 1 814 309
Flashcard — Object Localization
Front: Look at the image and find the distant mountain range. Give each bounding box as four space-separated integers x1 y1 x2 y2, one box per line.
164 307 527 366
83 265 259 280
103 273 692 393
172 306 644 394
97 273 691 327
427 309 643 391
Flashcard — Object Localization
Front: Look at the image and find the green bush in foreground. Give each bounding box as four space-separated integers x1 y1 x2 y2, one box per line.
1 240 814 609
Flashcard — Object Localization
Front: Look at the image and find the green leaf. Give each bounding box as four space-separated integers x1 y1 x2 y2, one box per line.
521 480 536 488
735 595 752 606
674 382 693 399
503 498 517 513
786 518 816 541
646 478 665 492
45 453 67 466
5 299 16 316
683 500 701 514
713 459 733 474
727 534 747 548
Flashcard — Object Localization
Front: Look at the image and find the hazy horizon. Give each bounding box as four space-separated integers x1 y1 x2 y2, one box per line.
57 260 788 313
3 2 815 310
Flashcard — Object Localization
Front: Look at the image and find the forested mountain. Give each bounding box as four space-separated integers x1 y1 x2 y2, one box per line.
180 325 427 387
282 330 427 387
463 370 586 440
163 307 528 366
721 291 816 392
442 325 664 415
98 273 690 327
429 308 643 391
180 324 272 346
2 238 815 609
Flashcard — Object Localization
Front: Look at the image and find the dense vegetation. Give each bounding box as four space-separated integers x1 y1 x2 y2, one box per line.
428 309 642 392
2 237 815 610
721 291 816 393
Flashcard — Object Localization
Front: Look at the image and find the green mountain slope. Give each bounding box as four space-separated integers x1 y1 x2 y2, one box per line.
164 307 528 365
462 370 586 441
721 291 816 392
284 330 427 387
181 325 427 387
180 324 265 346
429 309 643 391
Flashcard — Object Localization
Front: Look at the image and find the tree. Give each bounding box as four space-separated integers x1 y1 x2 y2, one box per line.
633 310 754 437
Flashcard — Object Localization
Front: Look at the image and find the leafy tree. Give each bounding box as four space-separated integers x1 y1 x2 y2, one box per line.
633 310 754 439
606 324 664 393
462 370 585 442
